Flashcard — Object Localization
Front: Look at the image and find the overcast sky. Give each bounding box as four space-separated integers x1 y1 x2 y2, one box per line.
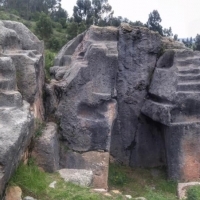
61 0 200 38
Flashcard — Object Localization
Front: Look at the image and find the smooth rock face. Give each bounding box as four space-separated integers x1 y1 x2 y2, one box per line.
58 169 93 187
0 20 44 197
32 122 59 172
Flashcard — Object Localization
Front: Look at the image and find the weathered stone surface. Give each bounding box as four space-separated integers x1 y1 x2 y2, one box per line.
32 122 59 173
60 151 110 189
5 186 22 200
0 20 44 197
111 25 166 167
142 49 200 180
46 26 118 188
58 169 93 187
45 23 192 187
0 20 45 119
2 20 44 53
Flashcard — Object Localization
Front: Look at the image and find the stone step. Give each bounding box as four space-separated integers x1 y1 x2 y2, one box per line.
178 67 200 75
0 78 16 90
178 74 200 82
176 58 200 66
177 81 200 91
0 90 23 107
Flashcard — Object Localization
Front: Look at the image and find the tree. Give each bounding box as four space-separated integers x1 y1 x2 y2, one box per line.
195 34 200 51
182 37 193 49
51 3 68 28
163 27 173 37
73 0 92 24
173 34 178 41
147 10 163 36
35 13 53 40
92 0 113 25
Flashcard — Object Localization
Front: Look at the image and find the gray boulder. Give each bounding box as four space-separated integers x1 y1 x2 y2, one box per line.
58 169 93 187
0 20 44 197
46 26 118 188
142 49 200 180
32 122 59 172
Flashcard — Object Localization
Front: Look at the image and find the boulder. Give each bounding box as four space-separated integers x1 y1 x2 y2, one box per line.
5 186 22 200
58 169 93 187
32 122 59 172
111 25 166 166
0 20 44 197
142 49 200 180
45 26 118 188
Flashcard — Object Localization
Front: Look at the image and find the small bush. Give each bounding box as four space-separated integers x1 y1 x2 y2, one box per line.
35 119 45 137
45 50 56 80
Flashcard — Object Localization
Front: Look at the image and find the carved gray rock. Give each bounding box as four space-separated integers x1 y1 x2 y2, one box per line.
46 26 118 189
32 122 59 172
0 20 44 197
111 26 166 167
142 49 200 180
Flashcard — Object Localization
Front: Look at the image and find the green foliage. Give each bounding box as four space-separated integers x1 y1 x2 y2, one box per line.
66 21 79 40
183 37 194 49
174 34 178 41
9 162 47 196
163 27 173 37
35 13 53 40
147 10 163 36
147 10 174 37
195 34 200 51
109 163 130 186
9 161 112 200
45 50 56 80
35 119 45 137
186 185 200 200
109 164 177 200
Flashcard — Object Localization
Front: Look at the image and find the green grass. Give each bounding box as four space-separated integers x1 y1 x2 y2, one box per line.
108 163 177 200
186 185 200 200
9 161 125 200
9 161 179 200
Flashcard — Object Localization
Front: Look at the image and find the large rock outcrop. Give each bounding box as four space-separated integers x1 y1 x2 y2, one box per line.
46 26 118 189
46 23 197 187
142 49 200 180
1 20 199 195
0 20 44 197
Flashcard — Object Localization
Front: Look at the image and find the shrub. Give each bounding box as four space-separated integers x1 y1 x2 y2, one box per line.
45 50 56 80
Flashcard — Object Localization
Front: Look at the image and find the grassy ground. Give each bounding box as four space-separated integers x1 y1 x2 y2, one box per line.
9 161 124 200
9 161 179 200
109 163 177 200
